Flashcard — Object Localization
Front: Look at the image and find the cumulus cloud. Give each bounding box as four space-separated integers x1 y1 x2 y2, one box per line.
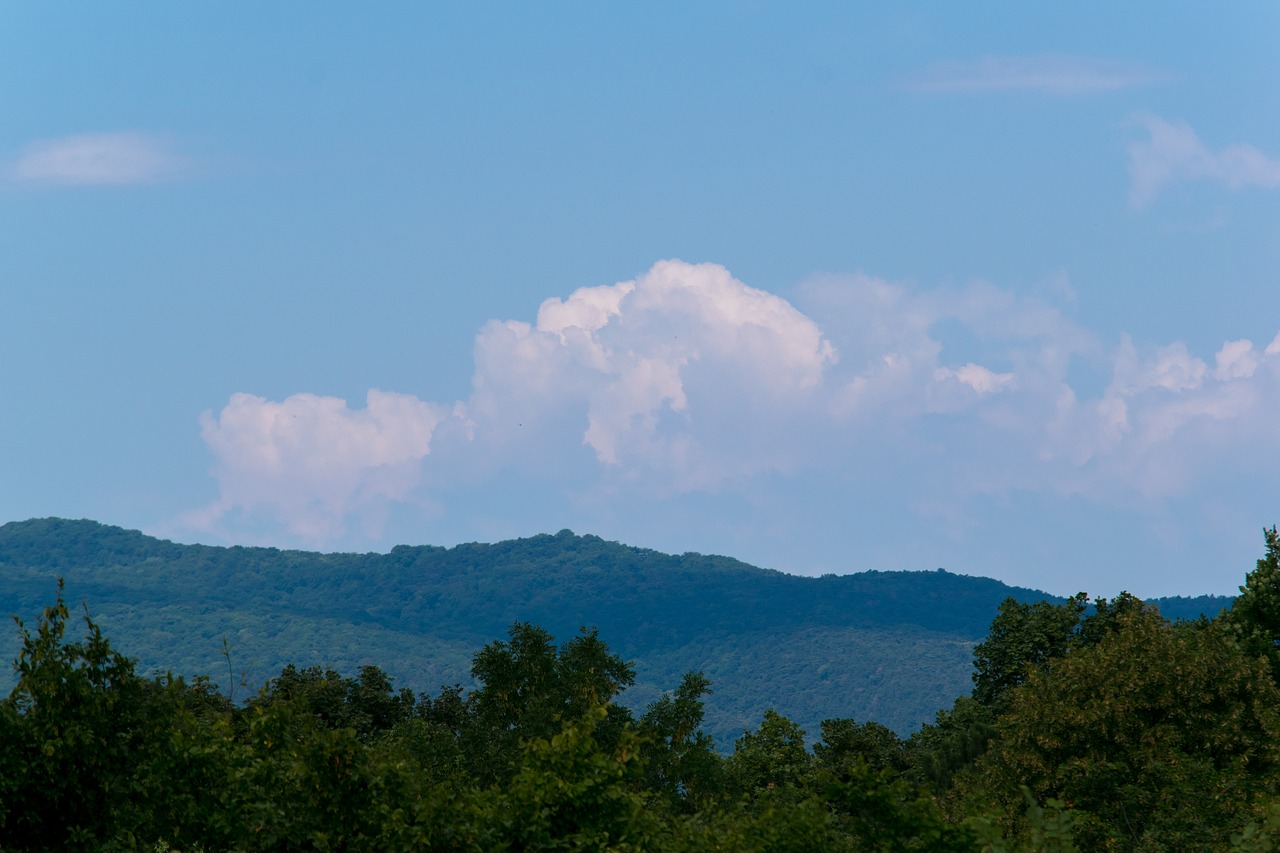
903 54 1169 95
1214 340 1261 381
1042 333 1280 499
1128 115 1280 207
185 260 1280 559
464 260 838 488
10 131 185 186
801 273 1091 431
1109 337 1206 396
187 390 444 542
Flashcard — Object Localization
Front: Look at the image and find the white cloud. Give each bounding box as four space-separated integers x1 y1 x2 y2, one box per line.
189 261 845 540
1042 332 1280 500
903 54 1169 95
800 273 1090 429
184 260 1280 562
1128 115 1280 207
189 390 444 542
11 131 185 186
936 364 1016 395
1108 337 1206 396
465 260 838 488
1214 340 1260 381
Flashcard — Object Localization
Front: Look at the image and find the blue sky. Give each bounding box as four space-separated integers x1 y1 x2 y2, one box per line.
3 3 1279 596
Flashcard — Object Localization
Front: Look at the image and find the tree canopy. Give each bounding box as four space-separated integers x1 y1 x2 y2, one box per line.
3 524 1279 851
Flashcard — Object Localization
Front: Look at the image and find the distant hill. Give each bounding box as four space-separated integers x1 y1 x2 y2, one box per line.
0 518 1234 745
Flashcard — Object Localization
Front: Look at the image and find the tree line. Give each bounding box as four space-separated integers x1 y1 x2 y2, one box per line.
4 530 1280 850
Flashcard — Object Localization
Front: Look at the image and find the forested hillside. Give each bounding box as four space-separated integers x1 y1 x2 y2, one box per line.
0 518 1231 744
1 530 1277 851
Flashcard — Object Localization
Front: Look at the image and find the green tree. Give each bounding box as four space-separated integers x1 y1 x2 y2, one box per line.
349 664 417 735
210 699 426 852
463 622 636 784
971 594 1088 709
824 763 980 852
1226 526 1280 663
904 696 998 796
815 718 906 780
484 704 663 852
1073 591 1147 648
970 610 1280 850
248 662 415 741
638 671 724 809
725 710 814 802
0 582 222 850
382 684 469 786
678 793 858 853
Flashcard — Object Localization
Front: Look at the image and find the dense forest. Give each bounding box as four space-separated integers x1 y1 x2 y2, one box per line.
0 519 1230 745
4 528 1280 850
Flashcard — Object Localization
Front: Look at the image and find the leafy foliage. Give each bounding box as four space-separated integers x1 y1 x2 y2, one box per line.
0 518 1110 740
1227 525 1280 664
0 591 1002 852
637 671 723 808
973 609 1280 848
1 520 1273 852
0 581 198 849
971 593 1088 708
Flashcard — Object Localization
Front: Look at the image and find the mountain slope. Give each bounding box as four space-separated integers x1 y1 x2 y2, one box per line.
0 518 1233 743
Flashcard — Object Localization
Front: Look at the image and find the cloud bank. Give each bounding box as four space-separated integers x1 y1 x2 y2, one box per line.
10 131 186 186
188 260 1280 567
903 54 1169 95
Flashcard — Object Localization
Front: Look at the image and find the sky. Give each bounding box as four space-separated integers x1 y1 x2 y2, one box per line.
3 3 1279 597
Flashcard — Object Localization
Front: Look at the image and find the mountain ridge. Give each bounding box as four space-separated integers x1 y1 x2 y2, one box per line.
0 517 1234 743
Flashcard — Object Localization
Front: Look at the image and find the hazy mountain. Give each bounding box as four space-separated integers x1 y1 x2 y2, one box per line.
0 518 1233 745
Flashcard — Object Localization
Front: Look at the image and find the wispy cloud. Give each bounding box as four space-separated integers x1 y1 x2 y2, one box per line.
903 54 1169 95
1128 115 1280 208
11 131 186 186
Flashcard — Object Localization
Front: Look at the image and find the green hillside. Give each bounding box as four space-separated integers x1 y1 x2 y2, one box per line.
0 518 1233 744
